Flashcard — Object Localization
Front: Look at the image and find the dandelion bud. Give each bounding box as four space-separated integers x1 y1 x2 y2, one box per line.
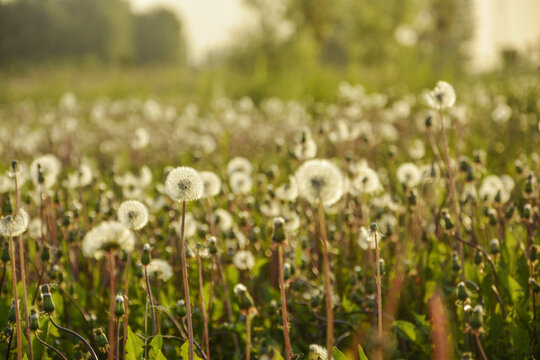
115 294 125 318
442 211 454 230
523 203 532 220
378 258 385 275
456 282 468 301
141 244 151 266
234 283 255 311
474 250 483 266
37 164 45 184
529 278 540 293
176 299 187 317
1 241 9 263
311 292 322 308
531 245 539 262
469 305 484 330
489 239 500 255
29 309 39 332
94 328 109 353
514 159 523 174
208 237 218 255
505 203 515 219
41 285 55 314
370 223 378 232
487 208 498 226
135 262 144 278
272 217 286 243
425 115 432 128
7 300 17 324
465 169 474 183
283 262 292 280
407 190 417 207
525 174 535 195
88 313 97 328
451 252 461 273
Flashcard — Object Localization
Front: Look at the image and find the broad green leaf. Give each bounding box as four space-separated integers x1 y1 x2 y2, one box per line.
332 346 346 360
125 326 144 360
392 320 417 343
149 335 166 360
180 342 203 360
358 345 368 360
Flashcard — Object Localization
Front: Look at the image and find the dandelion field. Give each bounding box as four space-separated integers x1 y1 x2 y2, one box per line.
1 77 540 360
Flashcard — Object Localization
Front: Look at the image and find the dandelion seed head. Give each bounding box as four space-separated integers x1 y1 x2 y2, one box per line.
233 250 255 271
397 162 421 188
426 81 456 109
164 167 204 202
30 154 61 189
227 157 253 175
200 171 221 198
229 172 252 195
147 259 173 281
82 221 135 259
118 200 149 230
309 344 328 360
0 209 29 237
233 283 247 295
295 159 343 207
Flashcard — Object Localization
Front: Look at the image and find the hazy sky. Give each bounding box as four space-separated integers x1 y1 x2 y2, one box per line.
131 0 250 63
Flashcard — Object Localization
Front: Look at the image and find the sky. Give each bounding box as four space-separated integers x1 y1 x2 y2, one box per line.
131 0 540 71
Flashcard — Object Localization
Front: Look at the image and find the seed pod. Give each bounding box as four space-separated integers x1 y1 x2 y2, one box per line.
1 325 13 342
487 208 498 226
94 328 109 353
489 239 500 255
29 309 39 331
176 300 187 317
234 284 254 311
505 203 515 219
141 244 151 266
525 174 535 195
41 285 55 314
474 250 483 266
523 204 532 220
115 294 125 318
451 252 461 273
208 237 218 255
469 305 484 330
456 282 468 302
272 217 286 244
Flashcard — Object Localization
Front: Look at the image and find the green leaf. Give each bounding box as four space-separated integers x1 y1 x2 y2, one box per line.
22 355 29 360
149 336 167 360
358 345 368 360
125 326 144 360
392 320 417 343
180 342 203 360
332 346 346 360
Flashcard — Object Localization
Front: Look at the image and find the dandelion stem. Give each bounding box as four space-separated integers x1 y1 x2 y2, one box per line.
5 329 13 360
277 243 293 360
9 237 22 360
144 265 157 336
123 253 131 360
116 319 121 360
179 200 195 360
48 315 99 360
17 235 34 360
197 251 210 360
473 332 488 360
34 332 68 360
245 314 252 360
373 229 383 360
317 201 333 360
106 252 116 360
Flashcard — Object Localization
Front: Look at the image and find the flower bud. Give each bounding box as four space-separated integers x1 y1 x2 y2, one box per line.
523 203 532 220
141 244 151 266
408 190 417 207
176 300 187 317
94 328 109 353
283 262 292 280
489 239 500 255
41 246 50 263
474 250 483 266
1 326 13 342
425 115 432 128
525 174 535 195
29 309 39 332
115 294 125 318
456 282 468 302
505 203 515 219
234 283 254 311
451 252 461 273
272 217 286 243
469 305 483 330
208 237 218 255
7 300 17 324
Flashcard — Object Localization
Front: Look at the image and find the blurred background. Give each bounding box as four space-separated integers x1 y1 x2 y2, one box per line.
1 0 539 105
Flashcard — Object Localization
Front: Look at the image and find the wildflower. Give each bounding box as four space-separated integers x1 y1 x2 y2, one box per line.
479 175 513 204
117 200 149 231
295 159 344 207
293 127 317 160
234 283 254 311
0 208 29 237
147 259 173 281
214 208 233 231
426 81 456 109
396 162 421 188
164 167 204 202
229 172 252 194
62 163 93 189
30 154 62 189
199 171 221 198
233 250 255 271
131 128 150 150
491 103 512 125
309 344 328 360
82 221 135 259
275 176 298 201
28 218 46 239
350 165 382 195
469 305 484 330
227 157 253 175
114 294 125 318
357 226 375 250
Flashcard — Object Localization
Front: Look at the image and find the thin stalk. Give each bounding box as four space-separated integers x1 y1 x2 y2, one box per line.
116 319 121 360
277 244 292 360
106 252 116 360
17 235 34 360
34 333 68 360
144 266 157 336
317 201 333 360
197 252 210 360
5 330 13 360
122 253 131 360
473 332 488 360
373 230 383 360
49 315 99 360
9 238 22 360
179 200 194 360
245 314 252 360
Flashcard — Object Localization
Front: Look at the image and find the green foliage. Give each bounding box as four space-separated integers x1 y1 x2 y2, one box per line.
125 327 144 360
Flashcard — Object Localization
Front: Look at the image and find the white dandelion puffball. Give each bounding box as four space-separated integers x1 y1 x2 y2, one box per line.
275 176 298 201
295 159 344 207
426 81 456 109
0 209 29 238
479 175 513 204
396 162 421 188
62 163 93 189
233 250 255 271
227 157 253 175
351 165 382 195
30 154 62 189
82 221 135 259
118 200 149 230
309 344 328 360
200 171 221 198
357 226 375 250
233 283 248 295
229 172 252 195
164 167 204 202
147 259 173 281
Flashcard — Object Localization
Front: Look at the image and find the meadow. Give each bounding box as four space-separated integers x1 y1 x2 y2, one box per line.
0 76 540 360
